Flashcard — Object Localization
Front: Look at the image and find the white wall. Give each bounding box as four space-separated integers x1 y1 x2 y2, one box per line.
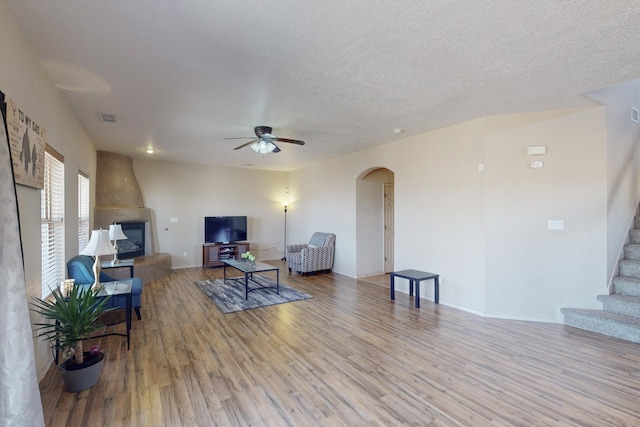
288 107 609 321
0 2 97 380
132 158 288 267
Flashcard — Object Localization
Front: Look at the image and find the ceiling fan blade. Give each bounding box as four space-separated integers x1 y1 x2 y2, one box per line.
272 137 305 145
233 140 258 150
223 136 255 140
272 143 281 153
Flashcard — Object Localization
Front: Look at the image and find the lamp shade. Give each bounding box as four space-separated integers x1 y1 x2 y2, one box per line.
251 139 276 154
109 223 128 241
80 229 116 256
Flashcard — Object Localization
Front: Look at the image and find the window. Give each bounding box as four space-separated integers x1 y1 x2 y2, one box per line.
41 145 64 298
78 171 90 251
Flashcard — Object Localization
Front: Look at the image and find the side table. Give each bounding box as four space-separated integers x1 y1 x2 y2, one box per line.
101 258 134 278
390 269 440 308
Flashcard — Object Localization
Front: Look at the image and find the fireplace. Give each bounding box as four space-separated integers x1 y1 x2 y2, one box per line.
116 222 145 259
95 152 156 258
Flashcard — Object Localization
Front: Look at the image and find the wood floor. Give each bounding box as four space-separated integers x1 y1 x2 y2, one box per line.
39 262 640 426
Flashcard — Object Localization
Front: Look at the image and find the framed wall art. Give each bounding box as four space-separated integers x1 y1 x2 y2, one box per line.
5 97 45 189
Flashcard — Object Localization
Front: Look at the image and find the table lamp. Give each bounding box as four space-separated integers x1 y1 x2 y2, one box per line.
108 223 128 265
80 229 116 291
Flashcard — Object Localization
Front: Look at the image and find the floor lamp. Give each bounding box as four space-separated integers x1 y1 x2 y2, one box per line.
282 203 288 261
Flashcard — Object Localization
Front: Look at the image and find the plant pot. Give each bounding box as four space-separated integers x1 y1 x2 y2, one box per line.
58 351 105 392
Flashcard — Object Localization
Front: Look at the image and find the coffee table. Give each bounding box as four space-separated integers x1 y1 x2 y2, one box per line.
223 259 280 299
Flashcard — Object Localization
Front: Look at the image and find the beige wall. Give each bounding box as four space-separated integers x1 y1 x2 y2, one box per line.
483 107 608 319
586 79 640 285
288 154 362 277
132 158 288 268
288 107 609 321
0 2 97 380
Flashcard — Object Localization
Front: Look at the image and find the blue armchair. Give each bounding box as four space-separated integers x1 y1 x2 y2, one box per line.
67 255 143 320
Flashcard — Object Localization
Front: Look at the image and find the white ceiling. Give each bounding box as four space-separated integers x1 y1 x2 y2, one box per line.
5 1 640 171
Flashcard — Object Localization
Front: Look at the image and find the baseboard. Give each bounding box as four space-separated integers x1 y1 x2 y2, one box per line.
356 271 386 279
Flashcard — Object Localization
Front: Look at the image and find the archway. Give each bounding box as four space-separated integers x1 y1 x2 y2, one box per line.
356 167 394 278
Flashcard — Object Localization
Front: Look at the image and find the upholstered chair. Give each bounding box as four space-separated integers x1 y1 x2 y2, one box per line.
286 232 336 276
67 255 143 320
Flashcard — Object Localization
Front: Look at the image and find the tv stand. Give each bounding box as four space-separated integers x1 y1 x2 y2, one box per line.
202 242 249 268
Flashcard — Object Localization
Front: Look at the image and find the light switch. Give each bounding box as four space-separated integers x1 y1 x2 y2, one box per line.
527 145 547 155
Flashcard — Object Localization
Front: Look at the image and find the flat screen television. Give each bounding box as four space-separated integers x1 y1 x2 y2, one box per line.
204 216 247 244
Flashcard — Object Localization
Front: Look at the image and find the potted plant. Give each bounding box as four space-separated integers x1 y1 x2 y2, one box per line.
31 283 113 392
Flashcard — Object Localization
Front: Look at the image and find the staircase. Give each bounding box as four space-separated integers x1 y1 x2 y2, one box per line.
561 217 640 343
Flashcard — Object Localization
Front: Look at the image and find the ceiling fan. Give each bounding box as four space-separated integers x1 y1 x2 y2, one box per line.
224 126 305 154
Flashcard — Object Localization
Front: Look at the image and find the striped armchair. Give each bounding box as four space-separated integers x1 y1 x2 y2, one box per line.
286 232 336 276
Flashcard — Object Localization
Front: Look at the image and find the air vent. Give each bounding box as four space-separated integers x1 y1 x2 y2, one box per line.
98 112 116 123
632 107 639 124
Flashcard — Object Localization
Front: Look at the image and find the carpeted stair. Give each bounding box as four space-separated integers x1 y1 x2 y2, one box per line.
561 216 640 343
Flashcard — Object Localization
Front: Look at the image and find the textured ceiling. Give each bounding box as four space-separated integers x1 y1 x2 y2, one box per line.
5 1 640 171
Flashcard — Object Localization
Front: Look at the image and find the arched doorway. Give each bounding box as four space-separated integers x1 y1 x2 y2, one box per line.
356 167 394 278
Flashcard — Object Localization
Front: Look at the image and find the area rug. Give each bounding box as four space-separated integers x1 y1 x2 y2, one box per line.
195 275 313 314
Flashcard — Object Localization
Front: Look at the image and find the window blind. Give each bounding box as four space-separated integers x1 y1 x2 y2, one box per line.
78 171 90 252
41 146 65 298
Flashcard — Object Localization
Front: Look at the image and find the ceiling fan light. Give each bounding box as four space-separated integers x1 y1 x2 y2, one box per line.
250 140 276 154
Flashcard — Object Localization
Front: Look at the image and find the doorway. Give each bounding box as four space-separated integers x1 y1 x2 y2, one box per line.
384 183 394 273
356 167 394 278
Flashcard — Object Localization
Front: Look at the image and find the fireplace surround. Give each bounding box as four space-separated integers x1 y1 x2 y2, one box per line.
94 151 153 255
91 151 171 284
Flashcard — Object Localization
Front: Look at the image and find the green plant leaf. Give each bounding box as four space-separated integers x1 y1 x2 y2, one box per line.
30 284 114 359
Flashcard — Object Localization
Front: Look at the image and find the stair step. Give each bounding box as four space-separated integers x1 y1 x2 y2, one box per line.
596 294 640 317
618 260 640 279
630 229 640 244
561 308 640 343
613 275 640 297
624 244 640 260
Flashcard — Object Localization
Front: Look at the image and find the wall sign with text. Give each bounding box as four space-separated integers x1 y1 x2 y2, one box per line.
6 98 45 189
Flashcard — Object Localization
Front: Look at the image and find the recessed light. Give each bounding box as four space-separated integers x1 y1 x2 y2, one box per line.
393 128 403 134
146 148 154 154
